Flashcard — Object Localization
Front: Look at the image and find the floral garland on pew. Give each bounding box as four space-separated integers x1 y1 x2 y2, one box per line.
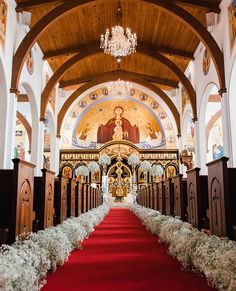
0 204 110 291
130 204 236 291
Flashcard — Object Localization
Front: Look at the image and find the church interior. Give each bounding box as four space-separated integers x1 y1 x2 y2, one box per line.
1 0 236 290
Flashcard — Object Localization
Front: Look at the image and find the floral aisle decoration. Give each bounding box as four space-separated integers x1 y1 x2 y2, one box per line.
139 160 151 173
130 204 236 291
128 153 140 201
0 204 110 291
87 161 100 173
150 164 164 181
98 154 111 172
75 165 89 182
128 153 140 167
98 154 111 201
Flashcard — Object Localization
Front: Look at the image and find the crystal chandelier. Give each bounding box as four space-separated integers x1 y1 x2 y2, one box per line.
100 3 137 61
107 79 133 96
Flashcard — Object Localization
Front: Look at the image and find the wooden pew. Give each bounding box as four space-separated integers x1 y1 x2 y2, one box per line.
54 174 67 224
34 168 55 230
82 184 88 213
75 182 82 216
158 181 165 214
0 159 35 244
173 174 187 221
207 157 236 239
149 184 153 209
153 183 159 211
87 186 91 211
67 178 76 217
186 168 209 230
164 178 174 216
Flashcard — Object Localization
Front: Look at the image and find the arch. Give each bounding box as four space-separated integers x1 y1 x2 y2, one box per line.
0 57 8 168
16 110 32 153
11 0 225 95
57 75 180 136
40 44 196 120
199 82 222 169
205 110 221 151
182 106 194 150
45 107 56 171
20 82 39 166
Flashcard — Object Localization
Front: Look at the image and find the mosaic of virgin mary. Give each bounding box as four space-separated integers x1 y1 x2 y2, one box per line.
97 106 140 144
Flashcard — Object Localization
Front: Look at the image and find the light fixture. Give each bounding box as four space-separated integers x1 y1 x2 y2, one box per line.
100 2 137 62
107 79 133 96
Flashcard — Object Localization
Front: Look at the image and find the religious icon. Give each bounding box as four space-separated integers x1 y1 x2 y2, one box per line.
26 50 34 75
77 123 90 141
102 88 108 95
0 0 7 42
79 100 87 108
166 165 176 178
228 0 236 49
62 166 72 179
164 123 172 130
70 110 78 118
167 135 175 143
158 111 167 119
139 93 147 101
202 49 211 76
150 102 159 110
89 92 98 100
97 106 140 144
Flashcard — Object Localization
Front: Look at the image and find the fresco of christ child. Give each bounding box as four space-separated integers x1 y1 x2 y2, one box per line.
97 106 140 144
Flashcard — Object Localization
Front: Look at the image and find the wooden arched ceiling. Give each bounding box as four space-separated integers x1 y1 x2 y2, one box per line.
57 73 181 136
12 0 225 94
13 0 223 120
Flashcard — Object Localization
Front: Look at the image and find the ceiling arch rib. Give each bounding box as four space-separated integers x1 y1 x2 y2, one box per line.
41 44 196 120
59 70 179 89
57 74 180 137
15 0 221 13
11 0 225 95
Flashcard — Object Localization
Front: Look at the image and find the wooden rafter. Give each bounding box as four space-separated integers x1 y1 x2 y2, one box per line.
40 44 196 120
59 70 179 89
43 42 194 60
12 0 225 108
15 0 220 13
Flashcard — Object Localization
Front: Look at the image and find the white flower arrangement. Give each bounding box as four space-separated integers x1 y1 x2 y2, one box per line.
98 154 111 167
150 164 164 177
0 204 110 290
139 160 151 172
130 204 236 291
87 161 100 173
75 165 89 177
128 153 140 167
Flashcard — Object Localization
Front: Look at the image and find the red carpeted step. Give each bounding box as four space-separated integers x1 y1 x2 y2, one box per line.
42 208 215 291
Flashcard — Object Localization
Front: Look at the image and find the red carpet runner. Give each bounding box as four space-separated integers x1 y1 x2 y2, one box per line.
43 209 215 291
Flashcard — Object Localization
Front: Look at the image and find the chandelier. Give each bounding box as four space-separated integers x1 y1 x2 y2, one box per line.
107 79 133 96
100 3 137 61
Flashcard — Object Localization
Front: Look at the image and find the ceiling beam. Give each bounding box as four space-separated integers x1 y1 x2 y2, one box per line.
11 0 225 100
15 0 64 12
57 75 181 136
43 42 194 61
59 70 179 89
173 0 220 13
40 44 196 120
15 0 220 13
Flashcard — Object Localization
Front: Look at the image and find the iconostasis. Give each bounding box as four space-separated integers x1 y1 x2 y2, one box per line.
61 86 177 150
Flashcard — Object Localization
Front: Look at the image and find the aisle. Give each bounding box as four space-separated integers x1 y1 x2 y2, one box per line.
42 209 215 291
